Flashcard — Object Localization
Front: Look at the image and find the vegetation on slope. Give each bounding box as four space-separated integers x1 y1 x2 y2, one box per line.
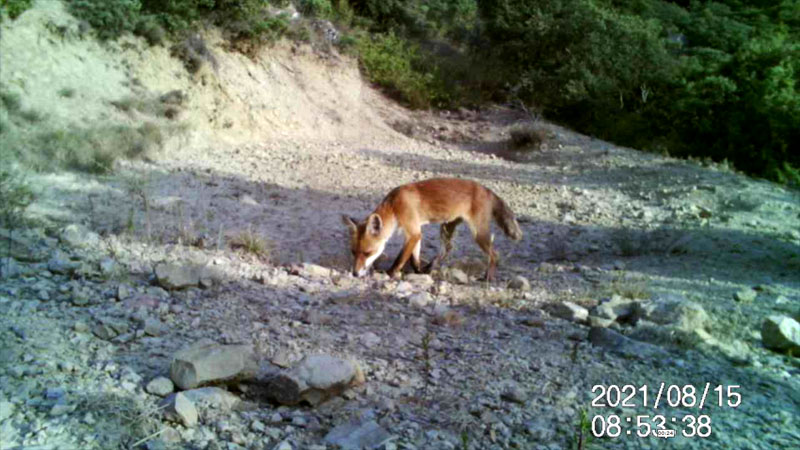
1 0 797 184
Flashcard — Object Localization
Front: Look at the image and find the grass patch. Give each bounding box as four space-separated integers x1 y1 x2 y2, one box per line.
18 109 44 123
8 123 169 174
58 87 76 98
600 274 651 300
0 163 34 228
171 33 218 73
508 123 548 152
230 227 271 260
0 90 22 114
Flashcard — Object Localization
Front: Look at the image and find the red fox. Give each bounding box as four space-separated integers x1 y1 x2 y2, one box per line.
342 178 522 281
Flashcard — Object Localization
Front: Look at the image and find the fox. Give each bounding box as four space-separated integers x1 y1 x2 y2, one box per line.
342 178 523 281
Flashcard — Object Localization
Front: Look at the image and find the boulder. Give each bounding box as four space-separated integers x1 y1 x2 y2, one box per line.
169 341 258 390
762 315 800 352
266 355 363 406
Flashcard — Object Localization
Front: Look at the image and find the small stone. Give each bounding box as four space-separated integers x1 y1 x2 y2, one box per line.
591 296 637 322
405 273 434 287
734 288 757 303
588 316 615 328
447 268 469 284
500 385 527 404
99 257 116 276
182 387 240 411
50 397 74 416
92 323 117 340
395 281 413 294
0 401 15 422
551 301 588 322
144 318 167 336
302 263 331 278
589 327 668 359
161 426 181 443
508 275 530 291
323 420 393 450
272 441 292 450
408 293 431 308
117 284 132 300
74 321 89 333
61 224 100 248
146 377 174 397
161 393 198 427
359 332 381 348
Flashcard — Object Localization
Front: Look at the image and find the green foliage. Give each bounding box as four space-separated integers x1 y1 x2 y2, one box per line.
0 164 34 228
474 0 800 183
0 90 21 114
0 0 33 20
298 0 333 19
67 0 142 40
356 32 438 108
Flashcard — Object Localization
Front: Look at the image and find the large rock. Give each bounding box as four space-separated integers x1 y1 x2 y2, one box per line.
170 341 258 390
762 315 800 352
635 293 709 330
154 262 221 290
266 355 364 406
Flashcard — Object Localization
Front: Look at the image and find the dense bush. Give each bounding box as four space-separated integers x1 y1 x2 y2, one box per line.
0 0 32 20
356 32 438 108
473 0 799 183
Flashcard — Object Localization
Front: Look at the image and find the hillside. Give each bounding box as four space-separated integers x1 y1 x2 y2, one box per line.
1 2 799 450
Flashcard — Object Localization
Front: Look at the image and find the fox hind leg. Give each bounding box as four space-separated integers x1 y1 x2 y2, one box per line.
475 229 497 281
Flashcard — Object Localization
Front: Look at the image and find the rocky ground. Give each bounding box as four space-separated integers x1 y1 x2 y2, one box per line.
2 2 800 450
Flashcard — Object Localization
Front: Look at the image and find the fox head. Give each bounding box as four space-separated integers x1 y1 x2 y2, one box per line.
342 213 387 277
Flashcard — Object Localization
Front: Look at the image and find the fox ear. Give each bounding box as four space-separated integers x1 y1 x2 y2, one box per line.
342 215 358 234
366 213 382 236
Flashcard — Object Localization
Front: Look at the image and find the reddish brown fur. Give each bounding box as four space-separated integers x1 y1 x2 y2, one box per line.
344 178 522 281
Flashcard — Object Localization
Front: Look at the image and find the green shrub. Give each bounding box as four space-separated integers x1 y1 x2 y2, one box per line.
357 32 436 108
0 0 33 20
474 0 799 183
508 124 547 151
298 0 333 19
0 163 34 228
134 14 166 45
67 0 142 40
0 90 21 114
